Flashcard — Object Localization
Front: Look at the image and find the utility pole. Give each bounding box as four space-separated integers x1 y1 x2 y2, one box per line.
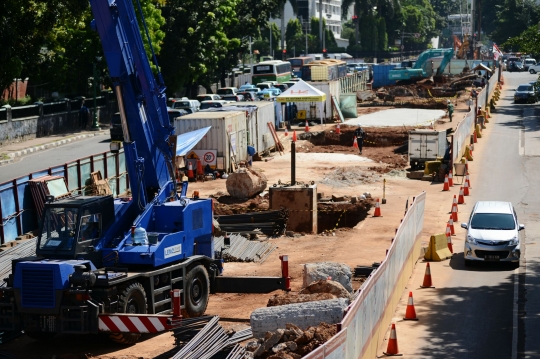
91 58 101 131
319 0 323 51
269 24 273 58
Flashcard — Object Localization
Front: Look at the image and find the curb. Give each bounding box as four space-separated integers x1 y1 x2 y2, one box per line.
0 132 106 166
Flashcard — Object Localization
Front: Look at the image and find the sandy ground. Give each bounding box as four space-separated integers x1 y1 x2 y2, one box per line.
1 92 471 359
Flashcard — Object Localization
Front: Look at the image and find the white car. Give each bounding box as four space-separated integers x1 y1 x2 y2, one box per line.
461 201 524 266
528 63 540 74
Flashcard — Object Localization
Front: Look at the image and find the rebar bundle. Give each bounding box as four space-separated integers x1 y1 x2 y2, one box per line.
0 238 37 285
214 235 277 264
172 316 229 359
216 209 289 236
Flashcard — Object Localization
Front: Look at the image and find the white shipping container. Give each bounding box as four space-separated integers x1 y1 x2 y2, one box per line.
234 101 276 154
174 111 247 172
408 129 447 169
295 80 340 121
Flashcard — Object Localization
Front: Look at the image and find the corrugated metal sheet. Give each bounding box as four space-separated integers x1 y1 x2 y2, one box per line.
295 81 340 121
235 101 276 154
340 93 357 118
174 111 247 172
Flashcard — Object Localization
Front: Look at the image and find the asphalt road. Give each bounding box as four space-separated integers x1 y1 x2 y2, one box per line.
393 70 539 359
0 136 112 183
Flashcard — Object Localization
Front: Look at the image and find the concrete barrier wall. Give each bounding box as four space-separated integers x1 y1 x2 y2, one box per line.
304 192 426 359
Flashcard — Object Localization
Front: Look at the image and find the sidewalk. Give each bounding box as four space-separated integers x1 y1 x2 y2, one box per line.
0 126 109 166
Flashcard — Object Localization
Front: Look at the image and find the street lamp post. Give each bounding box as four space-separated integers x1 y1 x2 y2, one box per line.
91 58 101 131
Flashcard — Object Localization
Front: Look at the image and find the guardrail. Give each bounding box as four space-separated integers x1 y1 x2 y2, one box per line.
0 150 129 244
304 192 426 358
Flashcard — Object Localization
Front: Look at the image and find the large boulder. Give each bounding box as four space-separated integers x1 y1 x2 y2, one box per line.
300 280 352 301
303 262 353 293
226 166 267 199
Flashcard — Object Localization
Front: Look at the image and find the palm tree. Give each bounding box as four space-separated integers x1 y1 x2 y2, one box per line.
275 0 298 52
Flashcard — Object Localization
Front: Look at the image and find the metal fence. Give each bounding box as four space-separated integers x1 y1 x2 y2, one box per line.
304 192 427 359
452 68 499 164
0 150 128 244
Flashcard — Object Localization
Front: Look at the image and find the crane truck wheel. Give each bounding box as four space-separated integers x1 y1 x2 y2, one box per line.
109 282 147 345
183 265 210 318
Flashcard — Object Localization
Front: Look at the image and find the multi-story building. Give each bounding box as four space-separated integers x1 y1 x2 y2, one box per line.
270 0 352 43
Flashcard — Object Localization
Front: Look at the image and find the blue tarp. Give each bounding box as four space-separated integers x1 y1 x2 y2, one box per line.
176 126 212 156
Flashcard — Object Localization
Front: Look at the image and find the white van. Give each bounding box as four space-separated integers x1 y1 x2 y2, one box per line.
167 98 200 114
523 58 537 71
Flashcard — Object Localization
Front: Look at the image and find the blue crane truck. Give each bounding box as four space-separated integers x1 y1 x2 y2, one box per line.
388 48 455 82
0 0 288 344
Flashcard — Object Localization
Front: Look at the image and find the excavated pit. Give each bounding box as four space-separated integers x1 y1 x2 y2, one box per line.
317 200 373 233
212 192 372 234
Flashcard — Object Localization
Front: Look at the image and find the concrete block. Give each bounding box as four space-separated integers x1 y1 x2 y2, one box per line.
303 262 353 292
250 298 348 338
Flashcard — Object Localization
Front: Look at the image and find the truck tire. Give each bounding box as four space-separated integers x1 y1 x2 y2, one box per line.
184 265 210 318
109 282 147 345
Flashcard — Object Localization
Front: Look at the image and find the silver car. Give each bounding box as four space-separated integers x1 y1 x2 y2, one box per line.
461 201 524 266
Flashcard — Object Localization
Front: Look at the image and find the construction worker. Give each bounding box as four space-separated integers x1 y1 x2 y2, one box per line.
354 125 367 155
447 100 454 122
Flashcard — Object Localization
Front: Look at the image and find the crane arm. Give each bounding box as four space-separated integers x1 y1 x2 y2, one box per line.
89 0 176 206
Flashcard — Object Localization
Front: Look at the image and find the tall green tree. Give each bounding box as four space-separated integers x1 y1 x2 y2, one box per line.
503 24 540 54
310 17 337 51
285 18 302 47
160 0 238 93
486 0 540 45
0 0 88 95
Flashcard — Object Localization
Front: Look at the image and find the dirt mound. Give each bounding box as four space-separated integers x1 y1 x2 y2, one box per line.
213 192 269 215
246 323 337 358
296 126 412 172
300 280 352 300
320 166 381 187
267 293 335 307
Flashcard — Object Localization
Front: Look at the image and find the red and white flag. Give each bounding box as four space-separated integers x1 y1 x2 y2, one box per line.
493 43 503 60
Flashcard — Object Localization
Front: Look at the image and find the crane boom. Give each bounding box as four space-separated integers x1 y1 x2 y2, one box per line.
89 0 175 206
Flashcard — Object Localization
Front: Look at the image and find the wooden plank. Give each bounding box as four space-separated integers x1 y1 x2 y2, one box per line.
267 123 284 155
331 95 345 123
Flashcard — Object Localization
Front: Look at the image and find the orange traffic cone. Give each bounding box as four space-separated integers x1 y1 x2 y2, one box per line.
305 120 309 132
403 292 419 321
187 162 194 182
292 130 297 142
448 170 454 187
285 127 289 136
452 195 458 211
196 159 203 174
466 172 472 189
473 130 477 143
452 202 458 222
447 227 454 254
442 175 449 191
383 323 401 356
458 187 465 204
353 136 359 148
448 215 455 235
463 179 470 196
336 123 341 134
420 263 434 288
374 198 382 217
464 158 468 171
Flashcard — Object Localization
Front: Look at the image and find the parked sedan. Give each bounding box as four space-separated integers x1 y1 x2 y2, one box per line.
528 63 540 74
508 61 524 72
256 88 282 100
514 84 537 104
461 201 524 266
